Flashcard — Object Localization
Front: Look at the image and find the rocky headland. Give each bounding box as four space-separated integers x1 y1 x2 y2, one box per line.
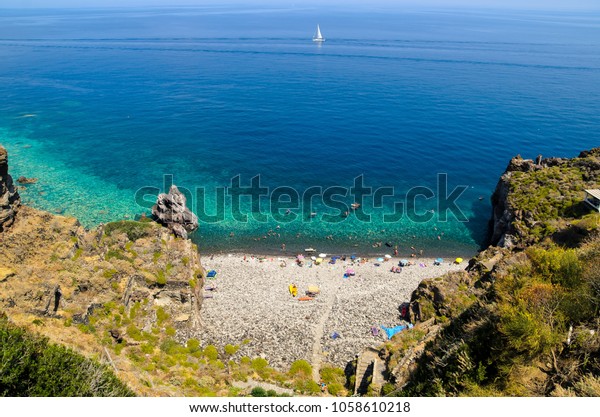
490 149 600 248
378 147 600 397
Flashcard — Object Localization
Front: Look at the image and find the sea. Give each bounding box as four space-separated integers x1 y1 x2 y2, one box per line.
1 5 599 257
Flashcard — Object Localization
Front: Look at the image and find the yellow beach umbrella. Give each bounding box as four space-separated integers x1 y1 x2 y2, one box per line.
455 257 463 264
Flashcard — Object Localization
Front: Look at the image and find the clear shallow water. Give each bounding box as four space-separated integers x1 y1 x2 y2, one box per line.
1 6 599 256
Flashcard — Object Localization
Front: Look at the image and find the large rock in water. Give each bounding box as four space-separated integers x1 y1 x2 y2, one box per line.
0 145 20 231
152 185 198 239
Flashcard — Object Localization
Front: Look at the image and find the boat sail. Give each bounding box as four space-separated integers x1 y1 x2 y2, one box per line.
313 24 325 42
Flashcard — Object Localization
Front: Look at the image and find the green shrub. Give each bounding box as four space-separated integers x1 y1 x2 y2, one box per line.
327 382 345 396
250 386 267 397
156 270 167 286
527 246 583 288
153 251 162 263
381 382 396 396
104 221 153 241
0 315 133 396
289 359 312 378
224 344 239 356
156 307 169 326
103 269 118 279
126 325 143 342
187 338 200 353
105 249 132 262
294 379 321 394
251 357 269 372
204 345 219 361
320 365 345 385
160 339 186 355
72 248 83 261
140 343 155 354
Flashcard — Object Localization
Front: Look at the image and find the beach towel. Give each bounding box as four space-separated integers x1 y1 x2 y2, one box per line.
381 323 413 339
207 270 217 278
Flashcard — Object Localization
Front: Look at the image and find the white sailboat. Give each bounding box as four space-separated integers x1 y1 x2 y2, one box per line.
313 24 325 42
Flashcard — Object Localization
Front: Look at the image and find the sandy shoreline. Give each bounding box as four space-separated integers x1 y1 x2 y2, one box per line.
194 252 465 372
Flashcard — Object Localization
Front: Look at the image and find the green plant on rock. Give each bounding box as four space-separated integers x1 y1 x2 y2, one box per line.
251 357 269 373
224 344 239 356
156 270 167 286
289 359 313 378
187 338 200 353
250 386 267 397
104 220 153 241
155 306 169 326
204 345 219 361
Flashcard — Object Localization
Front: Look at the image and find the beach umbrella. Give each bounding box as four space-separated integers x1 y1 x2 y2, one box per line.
455 257 463 264
400 259 409 266
377 257 384 262
346 268 355 276
311 256 317 261
319 253 327 258
435 257 443 265
350 255 356 260
316 258 323 264
297 254 304 261
384 254 392 259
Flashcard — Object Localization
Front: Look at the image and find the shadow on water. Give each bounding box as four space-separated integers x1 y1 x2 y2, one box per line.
462 198 492 251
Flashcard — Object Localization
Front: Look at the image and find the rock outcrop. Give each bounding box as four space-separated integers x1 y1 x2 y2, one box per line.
0 145 20 231
489 150 600 248
152 185 199 239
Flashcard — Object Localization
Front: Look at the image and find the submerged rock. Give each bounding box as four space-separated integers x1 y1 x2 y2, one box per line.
0 145 21 231
152 185 198 239
17 176 37 184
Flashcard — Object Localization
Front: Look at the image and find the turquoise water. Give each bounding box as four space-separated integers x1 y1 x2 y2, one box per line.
1 6 599 256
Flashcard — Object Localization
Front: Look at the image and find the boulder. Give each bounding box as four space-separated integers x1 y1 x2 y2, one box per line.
152 185 198 238
0 145 20 232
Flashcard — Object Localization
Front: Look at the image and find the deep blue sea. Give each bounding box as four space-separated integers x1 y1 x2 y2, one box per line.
1 6 599 257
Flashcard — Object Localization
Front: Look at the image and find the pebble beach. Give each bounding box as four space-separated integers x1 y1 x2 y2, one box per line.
196 253 465 371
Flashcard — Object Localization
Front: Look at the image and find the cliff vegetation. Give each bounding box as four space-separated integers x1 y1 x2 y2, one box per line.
377 148 600 397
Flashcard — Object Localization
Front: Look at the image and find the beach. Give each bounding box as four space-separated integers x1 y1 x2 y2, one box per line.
195 253 465 371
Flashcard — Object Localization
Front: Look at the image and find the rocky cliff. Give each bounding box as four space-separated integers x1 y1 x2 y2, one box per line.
0 145 20 231
0 204 206 394
378 148 600 397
